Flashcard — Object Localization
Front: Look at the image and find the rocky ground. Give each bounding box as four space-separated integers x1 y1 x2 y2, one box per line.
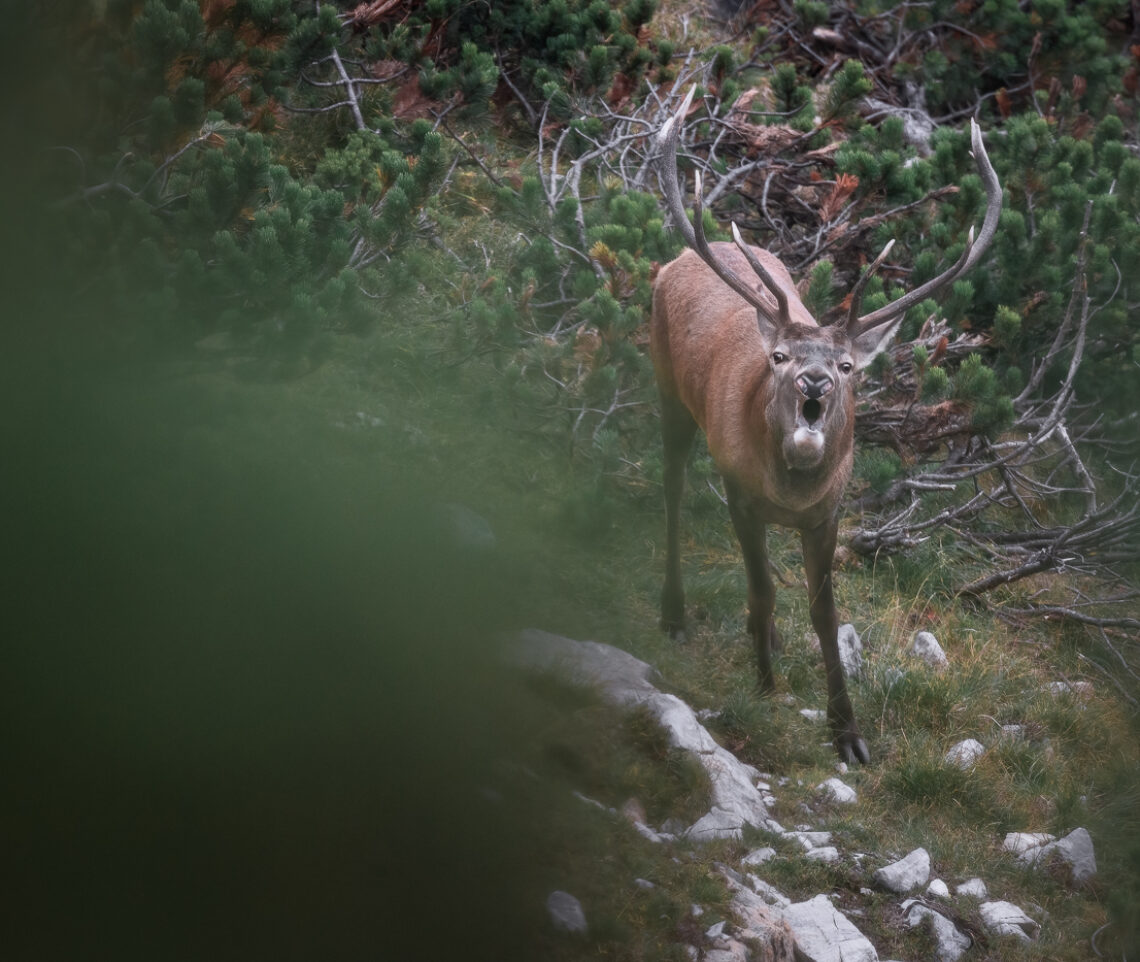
512 630 1099 962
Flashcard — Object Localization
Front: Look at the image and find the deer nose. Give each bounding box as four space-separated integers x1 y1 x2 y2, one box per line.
796 371 833 399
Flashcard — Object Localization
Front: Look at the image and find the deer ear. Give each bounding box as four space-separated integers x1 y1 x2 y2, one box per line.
755 310 781 349
850 316 905 371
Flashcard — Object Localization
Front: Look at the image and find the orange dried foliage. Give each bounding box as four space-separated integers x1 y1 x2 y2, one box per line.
819 173 858 224
392 74 446 120
346 0 407 31
995 88 1013 119
607 72 637 111
929 336 949 367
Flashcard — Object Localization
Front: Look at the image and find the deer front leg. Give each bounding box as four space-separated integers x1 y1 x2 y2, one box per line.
725 482 780 692
660 395 698 641
802 520 870 765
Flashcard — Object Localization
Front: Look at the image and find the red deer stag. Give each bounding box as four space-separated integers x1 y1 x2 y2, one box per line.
651 91 1002 764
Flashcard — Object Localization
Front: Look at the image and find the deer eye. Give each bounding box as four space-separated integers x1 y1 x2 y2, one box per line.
772 351 788 364
839 361 853 374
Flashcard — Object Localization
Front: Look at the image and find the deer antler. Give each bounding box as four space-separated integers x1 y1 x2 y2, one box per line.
656 88 791 327
850 119 1003 338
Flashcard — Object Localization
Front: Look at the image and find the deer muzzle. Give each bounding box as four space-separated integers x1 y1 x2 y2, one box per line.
795 371 833 400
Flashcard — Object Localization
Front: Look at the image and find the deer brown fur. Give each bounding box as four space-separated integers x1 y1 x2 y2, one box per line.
651 91 1002 764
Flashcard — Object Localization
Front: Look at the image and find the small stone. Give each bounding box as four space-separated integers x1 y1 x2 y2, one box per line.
634 878 655 889
901 899 971 961
788 830 832 850
805 846 840 863
818 777 857 804
1002 831 1056 855
632 820 667 844
705 920 727 940
955 877 987 899
546 890 588 934
873 847 931 894
742 847 776 867
838 623 863 678
911 630 948 667
945 738 986 769
979 900 1040 941
800 708 826 722
926 878 950 899
1046 680 1094 699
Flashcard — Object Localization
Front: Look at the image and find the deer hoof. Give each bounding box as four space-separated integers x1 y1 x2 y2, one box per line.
836 734 871 766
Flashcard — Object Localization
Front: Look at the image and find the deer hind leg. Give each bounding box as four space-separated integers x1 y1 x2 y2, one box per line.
801 520 870 765
724 481 779 693
660 395 698 641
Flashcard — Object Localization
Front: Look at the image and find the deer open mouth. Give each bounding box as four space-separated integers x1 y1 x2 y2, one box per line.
802 398 823 426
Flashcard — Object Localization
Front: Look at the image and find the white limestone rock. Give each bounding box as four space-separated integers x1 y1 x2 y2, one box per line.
701 939 751 962
911 630 948 667
1018 827 1097 885
1002 831 1056 855
631 820 669 844
979 900 1040 941
805 846 840 863
873 847 931 894
718 870 797 958
1046 680 1094 699
788 830 833 850
838 623 863 678
512 631 774 839
863 96 936 153
944 738 986 769
742 847 777 867
817 777 857 805
686 805 747 842
546 890 588 934
955 877 987 899
925 878 950 899
901 899 971 961
778 894 879 962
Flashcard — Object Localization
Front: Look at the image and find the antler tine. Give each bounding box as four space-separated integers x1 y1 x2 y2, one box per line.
852 118 1003 337
844 237 896 329
656 88 783 322
730 222 791 326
